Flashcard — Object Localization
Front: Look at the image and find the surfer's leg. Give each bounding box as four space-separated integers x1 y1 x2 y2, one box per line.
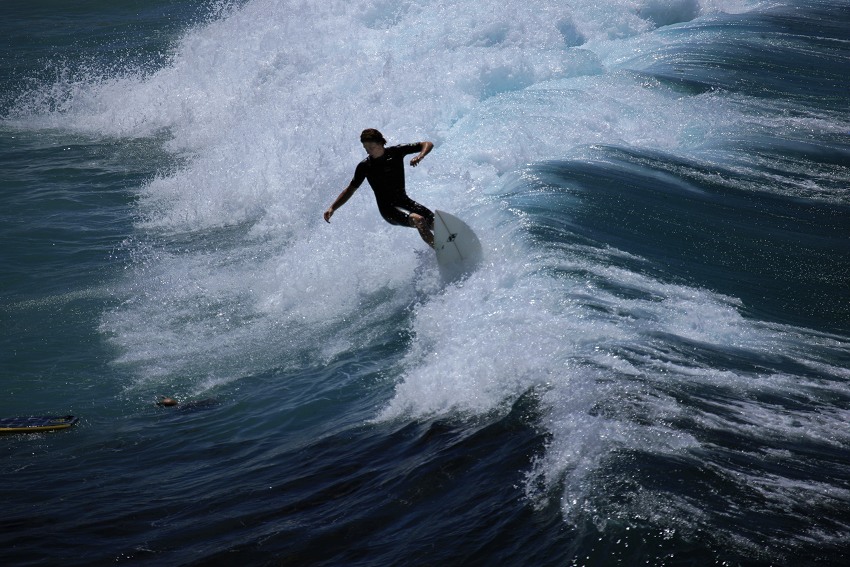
409 213 434 248
406 201 434 230
381 202 434 247
401 199 435 247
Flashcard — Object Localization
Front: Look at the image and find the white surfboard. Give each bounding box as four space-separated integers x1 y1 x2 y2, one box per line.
433 210 482 280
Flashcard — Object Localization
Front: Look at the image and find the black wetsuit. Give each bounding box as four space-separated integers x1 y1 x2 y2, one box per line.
349 143 434 228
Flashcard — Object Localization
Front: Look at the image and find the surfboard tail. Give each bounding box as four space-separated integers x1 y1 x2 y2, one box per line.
433 210 482 280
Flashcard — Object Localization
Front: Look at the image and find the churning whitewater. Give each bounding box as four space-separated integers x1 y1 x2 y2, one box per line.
3 0 849 564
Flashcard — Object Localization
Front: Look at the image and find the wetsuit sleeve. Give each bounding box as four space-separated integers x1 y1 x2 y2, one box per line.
394 143 425 156
349 160 368 188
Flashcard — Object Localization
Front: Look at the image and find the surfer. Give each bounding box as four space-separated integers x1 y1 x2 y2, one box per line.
323 129 435 247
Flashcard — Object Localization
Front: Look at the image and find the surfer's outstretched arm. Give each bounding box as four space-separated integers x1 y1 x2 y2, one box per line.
410 141 433 167
324 184 357 223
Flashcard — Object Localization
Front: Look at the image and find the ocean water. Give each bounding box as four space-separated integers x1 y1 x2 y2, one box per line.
2 0 849 564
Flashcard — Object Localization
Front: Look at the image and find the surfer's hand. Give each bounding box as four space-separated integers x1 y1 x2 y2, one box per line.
411 141 433 167
323 208 334 223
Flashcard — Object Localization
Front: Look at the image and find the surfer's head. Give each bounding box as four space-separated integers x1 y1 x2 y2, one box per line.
360 128 386 145
360 128 387 158
157 396 179 407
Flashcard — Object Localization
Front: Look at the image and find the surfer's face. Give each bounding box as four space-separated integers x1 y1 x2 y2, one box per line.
362 141 385 158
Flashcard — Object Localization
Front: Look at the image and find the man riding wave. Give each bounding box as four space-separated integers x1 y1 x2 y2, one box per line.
324 128 435 247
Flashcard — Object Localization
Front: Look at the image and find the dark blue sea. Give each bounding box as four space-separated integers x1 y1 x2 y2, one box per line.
2 0 849 565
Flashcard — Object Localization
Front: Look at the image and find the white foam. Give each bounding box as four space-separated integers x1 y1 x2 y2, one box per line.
74 0 762 384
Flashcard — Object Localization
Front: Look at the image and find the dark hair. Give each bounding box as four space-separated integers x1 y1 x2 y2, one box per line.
360 128 387 145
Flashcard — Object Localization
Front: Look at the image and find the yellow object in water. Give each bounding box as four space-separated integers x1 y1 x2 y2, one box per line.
0 415 79 434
